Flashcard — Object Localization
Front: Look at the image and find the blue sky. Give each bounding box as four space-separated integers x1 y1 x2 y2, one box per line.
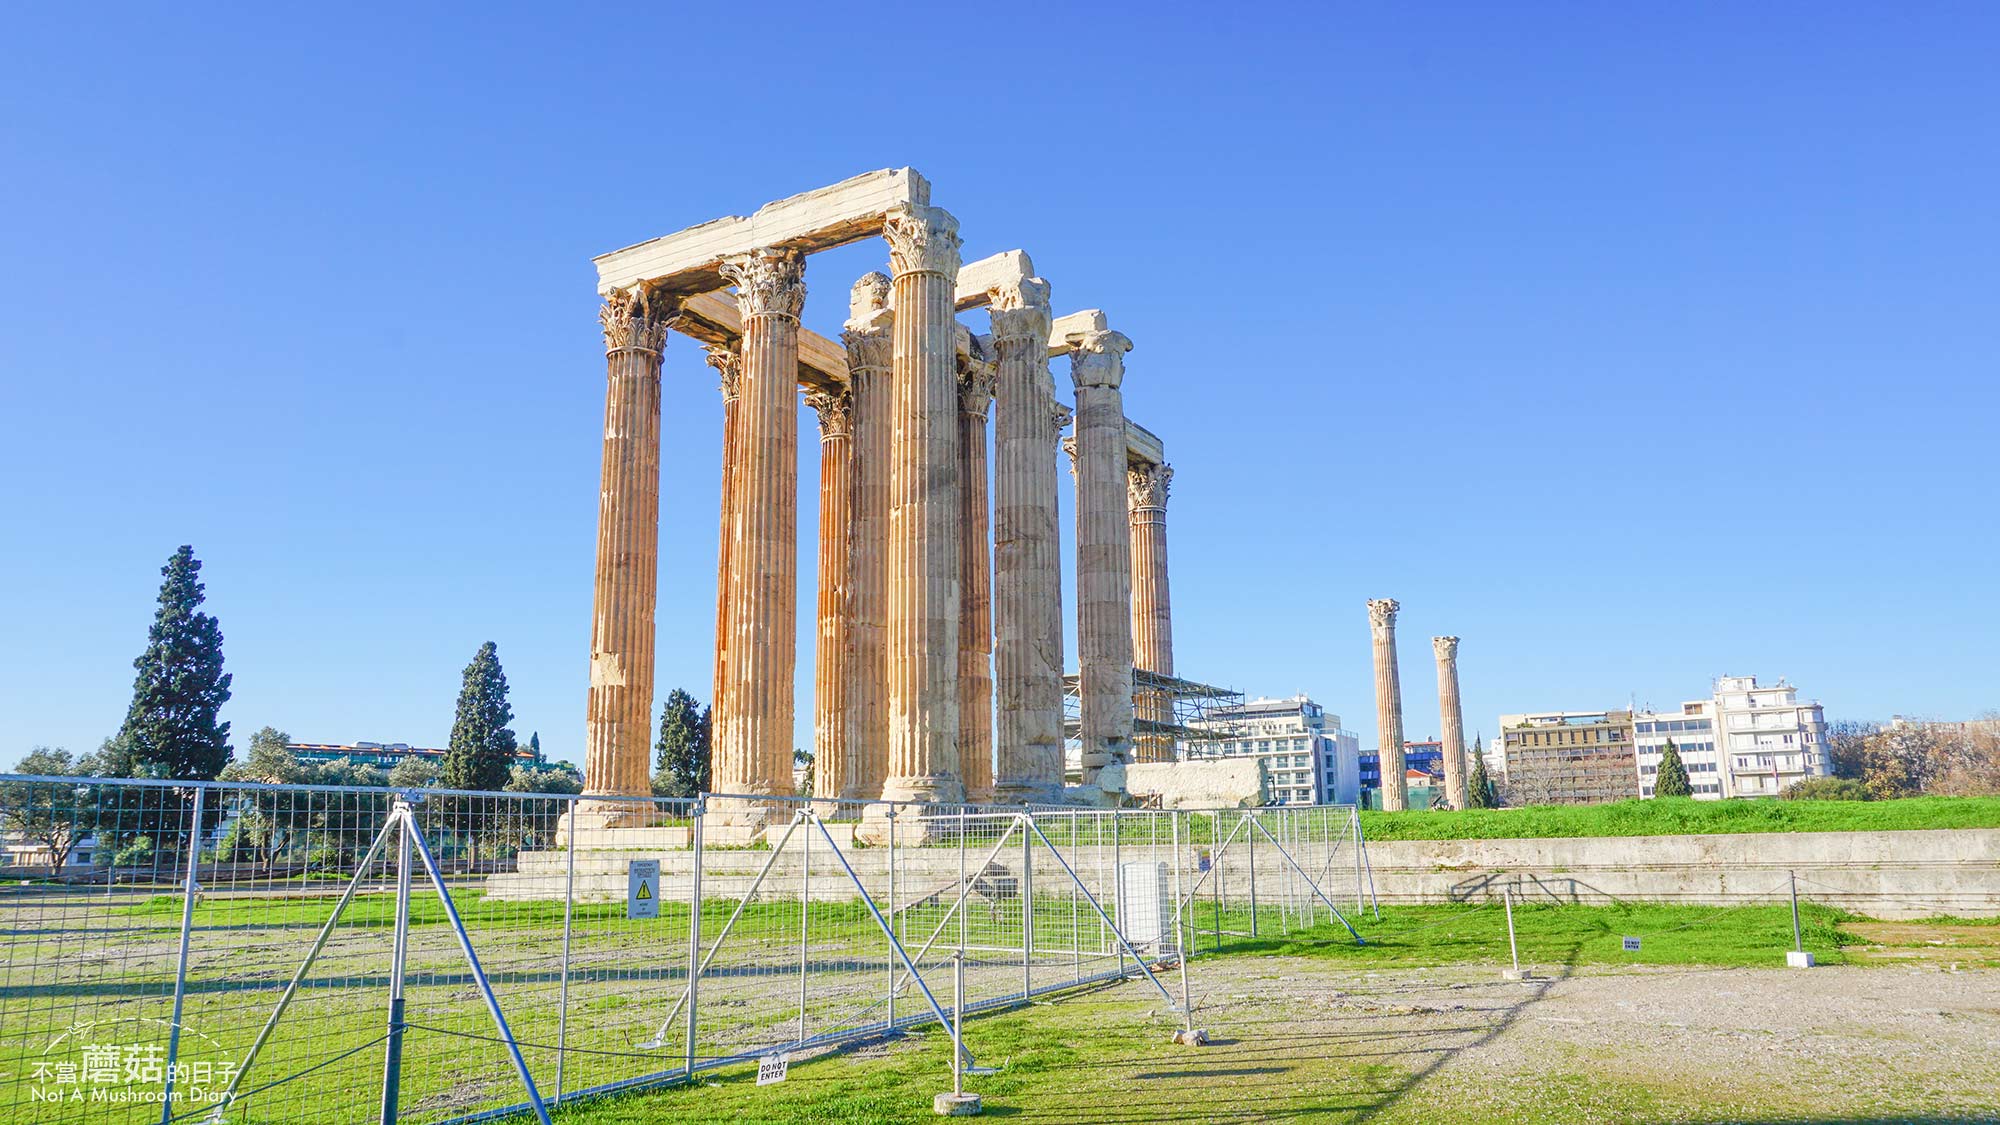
4 3 1995 771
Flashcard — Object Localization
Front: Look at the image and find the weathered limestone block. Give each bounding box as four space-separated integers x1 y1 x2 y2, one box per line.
1125 760 1267 809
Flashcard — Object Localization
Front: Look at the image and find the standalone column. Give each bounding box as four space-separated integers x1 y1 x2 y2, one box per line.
991 279 1064 802
808 390 854 801
841 274 894 800
580 286 676 826
957 348 997 802
712 249 806 817
1070 329 1137 793
1434 635 1467 810
879 205 965 806
1368 598 1407 811
707 344 742 752
1128 460 1175 763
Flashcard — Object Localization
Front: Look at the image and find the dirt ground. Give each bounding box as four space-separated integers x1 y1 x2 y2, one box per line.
1019 956 2000 1124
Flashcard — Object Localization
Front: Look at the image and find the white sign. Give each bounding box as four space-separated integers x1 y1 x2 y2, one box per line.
755 1052 789 1086
627 859 660 920
1621 936 1641 952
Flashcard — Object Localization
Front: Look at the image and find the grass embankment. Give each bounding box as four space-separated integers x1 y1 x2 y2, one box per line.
1358 795 2000 841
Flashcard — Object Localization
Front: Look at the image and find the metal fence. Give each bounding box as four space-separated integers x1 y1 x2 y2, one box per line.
0 775 1373 1124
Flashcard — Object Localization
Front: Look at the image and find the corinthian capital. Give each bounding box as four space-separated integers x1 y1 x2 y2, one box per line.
704 344 742 402
805 389 853 440
720 248 806 320
1061 435 1078 475
1127 462 1173 511
882 205 961 280
1069 328 1132 391
958 358 997 420
988 277 1053 349
599 285 679 356
1433 635 1460 662
1050 402 1075 434
1367 598 1401 631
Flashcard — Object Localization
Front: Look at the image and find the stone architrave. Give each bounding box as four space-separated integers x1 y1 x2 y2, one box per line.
1434 635 1467 810
808 389 854 800
579 286 678 827
990 279 1064 802
957 343 997 802
879 205 966 806
1069 329 1137 793
1128 460 1175 763
1368 598 1407 811
707 344 743 752
711 248 806 818
841 274 894 800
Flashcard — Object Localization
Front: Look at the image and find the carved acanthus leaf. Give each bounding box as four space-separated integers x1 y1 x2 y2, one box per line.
882 205 961 279
1433 635 1460 661
1069 328 1132 390
599 285 679 356
704 344 743 401
1050 402 1075 434
958 359 997 419
720 248 806 320
805 389 853 439
1367 598 1401 630
989 277 1053 348
1127 462 1174 511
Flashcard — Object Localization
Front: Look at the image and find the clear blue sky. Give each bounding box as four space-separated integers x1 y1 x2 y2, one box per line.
4 3 1995 772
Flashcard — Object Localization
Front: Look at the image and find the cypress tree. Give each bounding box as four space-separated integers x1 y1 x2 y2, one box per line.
442 642 518 792
1465 735 1499 809
116 546 233 780
653 689 712 797
1655 738 1694 798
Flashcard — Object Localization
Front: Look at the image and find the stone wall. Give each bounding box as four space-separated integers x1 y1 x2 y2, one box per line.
1125 760 1265 809
1365 828 2000 920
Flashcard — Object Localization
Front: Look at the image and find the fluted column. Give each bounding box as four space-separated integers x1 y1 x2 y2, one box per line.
708 344 742 750
841 274 894 800
581 286 677 823
1070 329 1137 792
991 279 1064 802
1368 598 1407 811
957 346 997 802
808 390 854 801
1128 461 1175 764
712 249 805 816
1434 635 1467 810
880 205 965 806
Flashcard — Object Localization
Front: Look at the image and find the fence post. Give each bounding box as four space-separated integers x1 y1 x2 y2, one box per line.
685 798 705 1074
158 785 205 1124
1246 812 1258 939
555 798 576 1104
1169 811 1193 1031
379 807 413 1125
1789 870 1803 952
1111 809 1123 978
799 806 811 1045
1021 809 1034 1000
885 806 897 1032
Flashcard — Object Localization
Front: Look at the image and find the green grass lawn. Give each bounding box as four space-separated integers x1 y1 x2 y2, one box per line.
1358 795 2000 841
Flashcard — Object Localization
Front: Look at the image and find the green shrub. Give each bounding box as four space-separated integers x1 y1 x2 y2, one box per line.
1782 776 1870 801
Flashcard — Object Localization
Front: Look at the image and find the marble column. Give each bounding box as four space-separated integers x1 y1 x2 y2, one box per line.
1433 635 1467 810
841 274 894 800
581 285 677 824
957 344 997 802
991 279 1064 802
1368 598 1407 811
1070 329 1137 792
808 389 854 801
707 344 742 756
1128 460 1175 763
879 205 965 806
711 248 805 816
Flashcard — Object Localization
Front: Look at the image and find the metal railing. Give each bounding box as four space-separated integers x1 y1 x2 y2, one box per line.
0 775 1371 1123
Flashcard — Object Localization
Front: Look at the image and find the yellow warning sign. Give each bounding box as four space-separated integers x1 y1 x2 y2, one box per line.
636 881 652 900
628 859 661 919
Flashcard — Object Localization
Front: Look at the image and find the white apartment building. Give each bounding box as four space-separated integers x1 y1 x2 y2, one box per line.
1633 700 1727 798
1182 695 1360 806
1712 674 1829 797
